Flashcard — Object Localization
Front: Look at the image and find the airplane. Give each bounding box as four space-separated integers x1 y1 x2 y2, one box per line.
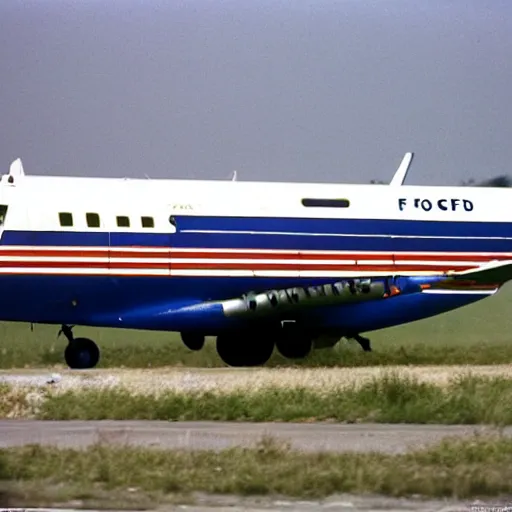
0 153 511 369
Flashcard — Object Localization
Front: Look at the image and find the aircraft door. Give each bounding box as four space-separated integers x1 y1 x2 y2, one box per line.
166 212 178 276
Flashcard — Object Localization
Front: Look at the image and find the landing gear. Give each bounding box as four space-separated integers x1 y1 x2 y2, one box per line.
64 338 100 369
181 332 205 351
216 330 274 367
59 325 100 369
275 323 312 359
350 334 372 352
215 322 315 367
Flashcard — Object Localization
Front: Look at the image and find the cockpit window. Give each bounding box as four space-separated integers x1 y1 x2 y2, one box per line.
0 205 8 226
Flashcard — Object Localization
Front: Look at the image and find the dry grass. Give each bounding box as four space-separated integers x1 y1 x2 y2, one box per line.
3 434 512 506
0 384 37 418
90 364 512 393
3 364 512 398
5 373 512 424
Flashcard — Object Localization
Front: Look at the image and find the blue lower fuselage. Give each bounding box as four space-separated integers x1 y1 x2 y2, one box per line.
0 215 509 334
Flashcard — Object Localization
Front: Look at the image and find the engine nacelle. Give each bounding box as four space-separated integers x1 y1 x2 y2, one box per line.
221 278 393 318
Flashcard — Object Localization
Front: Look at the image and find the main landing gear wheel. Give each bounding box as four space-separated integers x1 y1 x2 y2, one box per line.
216 331 274 367
275 330 312 359
59 325 100 369
181 332 205 351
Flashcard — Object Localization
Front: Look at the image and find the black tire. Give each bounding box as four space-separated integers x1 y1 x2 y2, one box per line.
216 332 274 367
181 332 205 351
64 337 100 369
276 331 312 359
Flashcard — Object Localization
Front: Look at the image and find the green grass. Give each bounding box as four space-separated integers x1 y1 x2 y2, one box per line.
2 435 512 507
2 283 512 368
7 374 512 424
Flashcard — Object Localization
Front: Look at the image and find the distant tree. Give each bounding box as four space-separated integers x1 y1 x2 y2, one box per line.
461 175 512 187
369 175 512 187
478 175 512 187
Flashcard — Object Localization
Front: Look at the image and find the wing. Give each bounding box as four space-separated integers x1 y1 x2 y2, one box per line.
432 260 512 290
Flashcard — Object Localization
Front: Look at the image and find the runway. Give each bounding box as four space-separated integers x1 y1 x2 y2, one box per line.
1 499 508 512
1 420 509 453
2 498 509 512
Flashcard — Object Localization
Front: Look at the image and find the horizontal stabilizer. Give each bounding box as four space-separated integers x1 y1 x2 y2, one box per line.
445 260 512 286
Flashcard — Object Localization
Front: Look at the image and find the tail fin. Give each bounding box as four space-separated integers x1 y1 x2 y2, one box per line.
9 158 25 177
389 152 414 186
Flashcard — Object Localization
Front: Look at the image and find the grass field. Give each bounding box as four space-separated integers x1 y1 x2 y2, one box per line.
4 374 512 424
1 283 512 368
2 435 512 507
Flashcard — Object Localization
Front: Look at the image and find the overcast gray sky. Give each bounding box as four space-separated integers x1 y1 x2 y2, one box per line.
0 0 511 185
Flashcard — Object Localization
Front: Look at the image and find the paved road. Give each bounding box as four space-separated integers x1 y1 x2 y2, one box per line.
2 421 511 511
2 498 512 511
1 420 510 453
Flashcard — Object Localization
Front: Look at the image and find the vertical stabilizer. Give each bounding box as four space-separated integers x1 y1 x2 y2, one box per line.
390 152 413 186
9 158 25 178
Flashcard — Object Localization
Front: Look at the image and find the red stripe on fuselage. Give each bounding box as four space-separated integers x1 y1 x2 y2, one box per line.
0 260 476 272
0 247 509 262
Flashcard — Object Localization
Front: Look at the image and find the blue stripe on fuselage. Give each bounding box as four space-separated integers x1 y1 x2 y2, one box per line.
176 216 512 237
2 216 512 252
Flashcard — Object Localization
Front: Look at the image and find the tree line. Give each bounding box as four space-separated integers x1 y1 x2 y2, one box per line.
460 176 512 187
370 176 512 187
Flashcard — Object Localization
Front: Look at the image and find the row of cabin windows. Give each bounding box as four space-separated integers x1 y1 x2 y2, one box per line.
59 212 155 228
57 198 349 229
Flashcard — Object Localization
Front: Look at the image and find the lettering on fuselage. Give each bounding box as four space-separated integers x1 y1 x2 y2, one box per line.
398 198 474 212
170 203 193 211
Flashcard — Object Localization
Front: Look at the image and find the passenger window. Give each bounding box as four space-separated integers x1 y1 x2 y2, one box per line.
86 212 100 228
141 216 154 228
301 198 350 208
0 204 8 226
117 216 130 228
59 212 73 227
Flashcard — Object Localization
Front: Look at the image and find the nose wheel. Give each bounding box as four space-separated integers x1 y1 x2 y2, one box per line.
59 325 100 369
